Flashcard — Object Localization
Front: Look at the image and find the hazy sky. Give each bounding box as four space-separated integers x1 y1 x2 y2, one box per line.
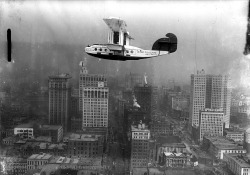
0 0 249 87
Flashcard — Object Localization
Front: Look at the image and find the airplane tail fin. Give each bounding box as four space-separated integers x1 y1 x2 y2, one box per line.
152 33 177 53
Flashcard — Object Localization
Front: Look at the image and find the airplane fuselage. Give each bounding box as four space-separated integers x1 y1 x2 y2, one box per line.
85 44 168 61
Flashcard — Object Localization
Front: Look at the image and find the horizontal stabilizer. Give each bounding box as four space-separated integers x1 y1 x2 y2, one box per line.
152 33 177 53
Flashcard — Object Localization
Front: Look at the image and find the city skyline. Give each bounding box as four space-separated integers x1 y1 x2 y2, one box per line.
1 1 250 175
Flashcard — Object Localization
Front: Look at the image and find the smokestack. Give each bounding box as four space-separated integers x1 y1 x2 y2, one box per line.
133 95 140 108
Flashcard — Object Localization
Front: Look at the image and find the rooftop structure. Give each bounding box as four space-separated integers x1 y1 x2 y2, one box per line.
40 125 62 130
204 136 243 150
15 123 33 128
224 154 250 175
28 153 52 160
203 136 246 159
68 133 102 141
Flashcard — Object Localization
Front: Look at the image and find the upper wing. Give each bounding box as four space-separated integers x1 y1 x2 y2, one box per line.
103 17 127 32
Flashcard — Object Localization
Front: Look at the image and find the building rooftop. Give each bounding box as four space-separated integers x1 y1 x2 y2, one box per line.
131 124 149 131
3 136 18 141
156 136 181 145
49 156 101 166
164 152 187 157
2 157 27 163
49 73 71 79
40 125 62 130
15 123 33 128
225 130 244 134
162 142 186 148
225 154 250 168
68 133 102 141
204 136 244 150
28 153 52 160
39 142 47 149
35 136 52 142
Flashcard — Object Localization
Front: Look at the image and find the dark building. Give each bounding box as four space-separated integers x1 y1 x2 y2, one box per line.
125 73 144 90
134 86 152 115
124 107 147 131
38 125 63 143
67 133 104 158
70 88 79 117
150 120 174 138
48 74 71 132
70 117 82 132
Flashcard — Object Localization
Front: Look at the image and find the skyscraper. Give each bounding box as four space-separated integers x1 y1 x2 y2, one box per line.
130 123 150 169
198 108 224 142
48 74 71 132
82 86 109 128
189 70 231 129
79 61 107 113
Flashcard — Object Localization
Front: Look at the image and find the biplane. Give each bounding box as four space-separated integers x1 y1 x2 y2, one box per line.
85 17 177 61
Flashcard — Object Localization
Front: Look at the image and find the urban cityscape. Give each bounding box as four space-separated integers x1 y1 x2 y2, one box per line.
1 57 250 175
0 1 249 175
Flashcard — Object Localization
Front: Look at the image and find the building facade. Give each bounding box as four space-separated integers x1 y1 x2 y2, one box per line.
202 136 246 159
14 123 34 139
48 74 71 132
162 152 188 168
130 124 150 169
27 153 53 170
189 70 231 129
67 133 104 158
198 109 224 142
150 120 174 138
79 63 107 113
82 87 109 128
39 125 63 143
1 157 27 175
224 154 250 175
225 130 244 143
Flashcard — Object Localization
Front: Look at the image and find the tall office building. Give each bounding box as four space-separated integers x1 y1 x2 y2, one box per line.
79 61 109 129
48 74 71 132
79 61 107 113
134 86 152 114
130 123 150 169
189 70 207 128
82 87 109 128
198 108 224 142
189 70 231 129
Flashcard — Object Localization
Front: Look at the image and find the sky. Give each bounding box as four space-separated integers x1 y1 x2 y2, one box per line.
0 0 249 87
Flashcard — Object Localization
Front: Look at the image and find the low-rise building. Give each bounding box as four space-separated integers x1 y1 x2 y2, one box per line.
14 123 34 139
156 136 185 163
162 152 188 168
202 136 246 159
225 130 244 143
150 120 174 137
18 142 67 157
39 156 104 175
27 153 53 170
1 157 27 175
38 125 63 143
224 154 250 175
2 136 18 145
67 133 104 158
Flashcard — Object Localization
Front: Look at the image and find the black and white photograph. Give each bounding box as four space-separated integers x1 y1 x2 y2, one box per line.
0 0 249 175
